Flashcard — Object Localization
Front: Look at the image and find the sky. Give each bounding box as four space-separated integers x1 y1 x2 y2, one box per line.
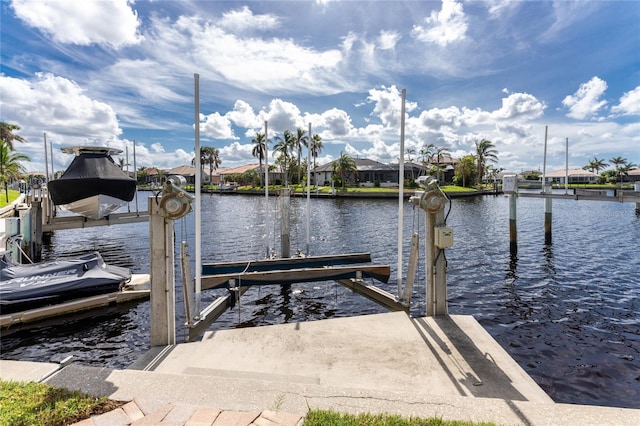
1 0 639 175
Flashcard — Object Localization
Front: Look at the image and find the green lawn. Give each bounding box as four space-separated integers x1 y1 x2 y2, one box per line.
1 380 495 426
0 189 20 209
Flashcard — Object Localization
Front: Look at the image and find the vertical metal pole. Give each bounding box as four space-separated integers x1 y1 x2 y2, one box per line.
635 182 640 216
133 140 139 214
265 120 270 258
397 88 406 299
306 123 312 256
194 73 201 314
541 125 548 193
544 183 552 245
564 138 569 195
43 133 50 183
509 194 518 256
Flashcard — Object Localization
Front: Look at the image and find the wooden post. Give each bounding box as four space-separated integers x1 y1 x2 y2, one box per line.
279 188 291 258
433 208 447 315
544 184 552 245
635 182 640 216
509 194 517 256
426 208 447 316
30 200 43 262
149 197 176 347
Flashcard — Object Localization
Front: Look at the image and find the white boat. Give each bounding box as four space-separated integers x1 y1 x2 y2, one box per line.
47 146 136 219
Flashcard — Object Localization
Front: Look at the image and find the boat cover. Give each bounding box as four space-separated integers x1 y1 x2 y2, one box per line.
48 150 136 206
0 252 131 314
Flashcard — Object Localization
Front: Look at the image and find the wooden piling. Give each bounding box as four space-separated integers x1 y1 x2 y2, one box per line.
279 188 291 258
544 184 552 245
636 182 640 216
149 197 176 347
509 194 517 256
426 207 447 316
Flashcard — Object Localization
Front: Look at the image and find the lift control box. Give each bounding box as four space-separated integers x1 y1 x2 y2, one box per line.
502 174 518 194
435 227 454 248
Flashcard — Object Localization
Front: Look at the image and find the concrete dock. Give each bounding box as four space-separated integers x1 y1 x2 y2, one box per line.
2 312 639 425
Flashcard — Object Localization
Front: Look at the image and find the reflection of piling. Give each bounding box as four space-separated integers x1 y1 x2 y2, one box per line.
280 188 291 258
544 184 552 245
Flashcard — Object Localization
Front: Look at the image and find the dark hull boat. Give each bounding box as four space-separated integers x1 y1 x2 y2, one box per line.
0 251 131 314
48 146 136 220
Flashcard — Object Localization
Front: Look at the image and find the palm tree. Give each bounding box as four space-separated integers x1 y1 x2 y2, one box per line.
583 157 608 174
194 146 221 185
475 139 498 187
309 133 323 185
0 122 27 150
273 130 295 186
610 156 627 183
618 162 636 185
431 146 449 183
419 144 435 168
294 128 308 184
251 132 268 187
0 140 31 202
332 152 357 189
455 154 476 188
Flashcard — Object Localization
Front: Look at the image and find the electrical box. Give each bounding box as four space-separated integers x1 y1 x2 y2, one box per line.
434 227 454 248
502 174 518 194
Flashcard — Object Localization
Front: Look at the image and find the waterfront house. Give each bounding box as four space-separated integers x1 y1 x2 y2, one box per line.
544 168 600 185
314 158 398 187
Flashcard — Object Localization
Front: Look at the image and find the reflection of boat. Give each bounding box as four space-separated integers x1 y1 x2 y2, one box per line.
218 182 239 192
0 251 131 314
47 146 136 219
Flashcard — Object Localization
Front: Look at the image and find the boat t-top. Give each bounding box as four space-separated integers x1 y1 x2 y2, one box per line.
47 146 136 220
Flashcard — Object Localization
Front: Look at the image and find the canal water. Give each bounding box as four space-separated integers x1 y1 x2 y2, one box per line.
1 191 638 409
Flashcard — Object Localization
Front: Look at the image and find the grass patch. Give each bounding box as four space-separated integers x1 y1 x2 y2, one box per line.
303 409 495 426
0 380 122 426
0 189 20 209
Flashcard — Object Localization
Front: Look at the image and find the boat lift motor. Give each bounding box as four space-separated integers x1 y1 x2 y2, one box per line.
409 175 452 316
159 175 195 220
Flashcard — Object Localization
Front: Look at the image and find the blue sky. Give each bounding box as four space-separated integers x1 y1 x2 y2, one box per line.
1 0 639 174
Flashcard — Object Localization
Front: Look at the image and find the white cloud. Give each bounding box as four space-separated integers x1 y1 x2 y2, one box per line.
610 86 640 117
0 73 120 140
411 0 468 46
227 100 260 129
218 6 280 34
261 99 304 134
562 77 608 120
491 93 546 121
366 85 418 129
10 0 142 48
200 112 236 140
377 30 400 50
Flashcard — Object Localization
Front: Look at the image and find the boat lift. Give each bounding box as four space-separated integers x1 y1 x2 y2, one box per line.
148 173 453 345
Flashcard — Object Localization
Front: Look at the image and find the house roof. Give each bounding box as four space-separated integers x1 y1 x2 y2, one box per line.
167 165 196 176
218 163 260 175
627 167 640 176
314 158 396 172
545 168 598 178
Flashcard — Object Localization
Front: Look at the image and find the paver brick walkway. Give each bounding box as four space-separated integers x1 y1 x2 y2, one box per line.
71 398 303 426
